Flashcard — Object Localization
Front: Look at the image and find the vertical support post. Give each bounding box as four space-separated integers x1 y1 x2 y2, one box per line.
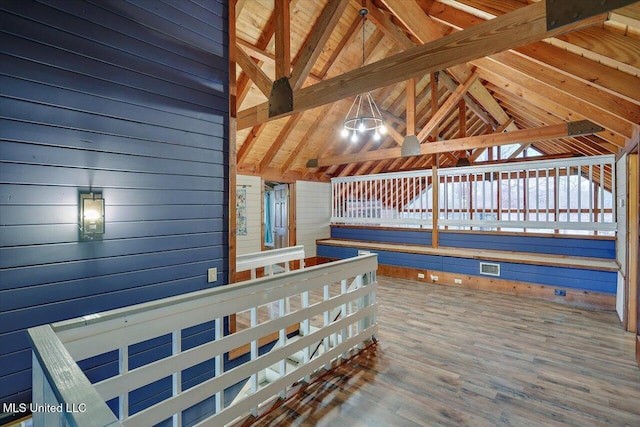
432 167 439 248
323 284 331 370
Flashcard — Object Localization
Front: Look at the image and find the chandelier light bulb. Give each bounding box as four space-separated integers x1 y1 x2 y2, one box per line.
351 131 358 143
379 124 387 135
358 120 365 132
341 127 349 138
374 131 380 141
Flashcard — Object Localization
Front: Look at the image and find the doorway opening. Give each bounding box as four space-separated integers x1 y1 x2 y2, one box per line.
263 181 289 250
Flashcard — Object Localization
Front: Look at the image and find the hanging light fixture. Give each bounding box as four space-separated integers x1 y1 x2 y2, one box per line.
341 8 386 143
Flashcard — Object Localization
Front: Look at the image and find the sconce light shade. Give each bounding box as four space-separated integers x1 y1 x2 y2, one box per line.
79 191 105 240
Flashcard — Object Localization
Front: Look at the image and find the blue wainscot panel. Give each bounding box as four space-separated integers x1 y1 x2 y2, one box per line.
440 257 616 294
439 232 615 259
331 227 432 246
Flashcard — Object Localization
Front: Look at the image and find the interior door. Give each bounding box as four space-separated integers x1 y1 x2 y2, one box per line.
273 184 288 249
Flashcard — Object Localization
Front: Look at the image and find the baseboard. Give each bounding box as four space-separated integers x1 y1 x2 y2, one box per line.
376 263 615 311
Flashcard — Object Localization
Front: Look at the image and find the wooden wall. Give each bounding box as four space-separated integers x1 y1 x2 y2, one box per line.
0 0 228 423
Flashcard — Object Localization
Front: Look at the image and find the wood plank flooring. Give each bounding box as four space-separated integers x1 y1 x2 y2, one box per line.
240 276 640 426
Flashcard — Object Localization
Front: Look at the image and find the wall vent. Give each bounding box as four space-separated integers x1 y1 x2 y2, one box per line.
480 262 500 276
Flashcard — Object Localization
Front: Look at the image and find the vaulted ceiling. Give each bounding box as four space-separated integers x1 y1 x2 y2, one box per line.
232 0 640 182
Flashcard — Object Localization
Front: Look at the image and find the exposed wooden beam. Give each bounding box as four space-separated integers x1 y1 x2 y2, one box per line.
318 14 362 79
274 0 291 79
259 113 303 171
289 0 350 90
308 121 603 167
238 1 547 128
235 43 273 98
438 72 494 127
237 123 266 164
417 71 478 142
365 0 414 50
384 0 518 133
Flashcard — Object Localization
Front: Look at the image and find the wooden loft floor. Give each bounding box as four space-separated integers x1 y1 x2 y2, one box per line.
241 276 640 426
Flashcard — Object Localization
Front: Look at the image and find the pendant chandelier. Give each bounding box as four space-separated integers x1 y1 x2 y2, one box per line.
340 8 386 143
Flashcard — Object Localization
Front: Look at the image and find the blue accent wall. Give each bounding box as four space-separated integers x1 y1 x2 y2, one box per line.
318 245 617 295
0 0 229 423
330 226 615 259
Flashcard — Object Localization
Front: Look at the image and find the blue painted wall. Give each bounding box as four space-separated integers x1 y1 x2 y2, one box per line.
330 226 615 259
0 0 229 423
317 244 617 295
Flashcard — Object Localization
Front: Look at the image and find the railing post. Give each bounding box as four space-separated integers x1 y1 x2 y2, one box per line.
432 166 439 248
171 331 182 427
215 318 224 414
118 346 128 421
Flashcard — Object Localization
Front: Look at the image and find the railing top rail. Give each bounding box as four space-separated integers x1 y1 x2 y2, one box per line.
27 325 123 427
52 254 378 335
438 154 614 175
236 245 305 272
331 168 433 183
331 154 614 183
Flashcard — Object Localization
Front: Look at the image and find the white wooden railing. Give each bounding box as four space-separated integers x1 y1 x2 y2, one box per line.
28 255 378 427
237 245 305 279
331 155 616 233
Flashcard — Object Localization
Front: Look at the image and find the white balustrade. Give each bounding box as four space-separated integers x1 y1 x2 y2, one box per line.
331 155 616 234
28 254 378 427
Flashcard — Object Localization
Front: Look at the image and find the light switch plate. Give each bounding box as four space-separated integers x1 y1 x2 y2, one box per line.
207 267 217 283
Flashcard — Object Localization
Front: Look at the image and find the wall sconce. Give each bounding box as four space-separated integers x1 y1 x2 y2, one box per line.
79 191 105 240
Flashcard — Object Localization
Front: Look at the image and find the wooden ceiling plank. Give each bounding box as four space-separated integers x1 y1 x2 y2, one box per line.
311 121 602 167
476 60 635 140
365 0 414 50
489 51 639 125
259 113 303 172
289 0 350 89
237 123 266 164
417 71 478 142
275 0 291 79
432 2 640 105
318 14 362 79
378 0 446 41
280 105 333 174
236 44 273 98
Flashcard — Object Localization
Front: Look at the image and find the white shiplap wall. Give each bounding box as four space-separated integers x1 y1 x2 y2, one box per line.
236 175 262 255
296 181 331 257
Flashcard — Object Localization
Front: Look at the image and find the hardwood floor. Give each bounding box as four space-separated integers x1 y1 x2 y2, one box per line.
241 276 640 426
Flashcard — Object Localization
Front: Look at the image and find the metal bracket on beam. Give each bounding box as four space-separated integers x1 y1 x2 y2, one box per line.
546 0 635 30
269 77 293 117
306 158 319 168
567 120 604 137
401 135 420 157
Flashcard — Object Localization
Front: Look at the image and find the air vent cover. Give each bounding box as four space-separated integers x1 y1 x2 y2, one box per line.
480 262 500 276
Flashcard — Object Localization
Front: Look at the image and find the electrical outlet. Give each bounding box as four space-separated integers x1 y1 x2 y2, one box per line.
554 289 566 296
418 273 425 279
207 267 217 283
430 275 438 282
454 278 462 284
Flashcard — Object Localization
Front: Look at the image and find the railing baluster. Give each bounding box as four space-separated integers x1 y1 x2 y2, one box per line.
215 318 223 412
119 346 128 421
172 331 182 426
